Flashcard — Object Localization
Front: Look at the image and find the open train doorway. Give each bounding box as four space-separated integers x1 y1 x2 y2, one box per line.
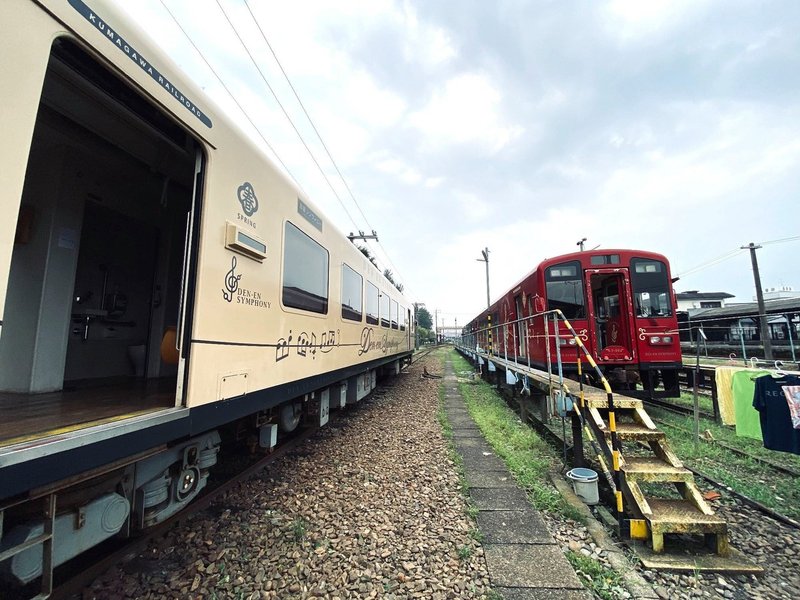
587 270 634 362
0 39 202 446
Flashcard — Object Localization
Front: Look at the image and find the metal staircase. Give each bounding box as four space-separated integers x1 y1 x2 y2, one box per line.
582 393 729 555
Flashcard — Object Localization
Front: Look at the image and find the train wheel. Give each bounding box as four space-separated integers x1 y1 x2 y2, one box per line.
278 401 303 432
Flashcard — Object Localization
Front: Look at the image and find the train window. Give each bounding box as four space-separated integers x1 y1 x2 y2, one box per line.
380 293 391 328
366 282 379 325
545 261 585 319
391 300 399 329
400 306 407 331
590 254 620 265
282 222 329 314
341 263 363 321
631 258 672 318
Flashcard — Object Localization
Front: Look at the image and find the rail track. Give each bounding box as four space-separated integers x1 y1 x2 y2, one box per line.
642 395 716 421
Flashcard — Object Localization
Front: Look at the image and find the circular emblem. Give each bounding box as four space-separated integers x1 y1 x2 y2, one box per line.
237 182 259 217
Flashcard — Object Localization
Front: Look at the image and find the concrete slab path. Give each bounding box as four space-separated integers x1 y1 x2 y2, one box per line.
444 358 590 600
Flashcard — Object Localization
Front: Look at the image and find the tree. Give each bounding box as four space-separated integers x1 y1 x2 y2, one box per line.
416 306 433 330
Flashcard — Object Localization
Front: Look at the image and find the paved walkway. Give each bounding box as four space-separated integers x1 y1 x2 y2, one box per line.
443 359 590 600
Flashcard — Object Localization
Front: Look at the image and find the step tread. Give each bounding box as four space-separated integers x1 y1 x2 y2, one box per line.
647 499 726 531
623 457 689 475
602 423 665 440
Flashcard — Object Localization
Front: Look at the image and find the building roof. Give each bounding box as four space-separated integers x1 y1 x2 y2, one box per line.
676 291 735 300
687 297 800 320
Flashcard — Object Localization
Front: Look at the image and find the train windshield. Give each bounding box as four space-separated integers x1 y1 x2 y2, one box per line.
631 258 673 318
545 261 586 319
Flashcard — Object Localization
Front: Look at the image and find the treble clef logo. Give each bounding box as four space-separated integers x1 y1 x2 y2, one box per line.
222 256 241 302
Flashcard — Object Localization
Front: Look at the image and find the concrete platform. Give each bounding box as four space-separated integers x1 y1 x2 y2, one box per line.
443 357 587 598
632 543 764 574
471 488 531 511
465 470 519 488
454 437 494 452
484 544 584 589
477 510 553 544
459 450 508 471
495 588 592 600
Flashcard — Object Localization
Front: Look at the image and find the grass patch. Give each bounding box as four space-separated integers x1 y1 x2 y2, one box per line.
665 390 714 414
449 350 580 519
565 551 624 600
456 545 473 561
291 518 307 542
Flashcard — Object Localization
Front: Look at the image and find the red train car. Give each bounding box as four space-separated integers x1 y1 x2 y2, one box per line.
464 249 682 396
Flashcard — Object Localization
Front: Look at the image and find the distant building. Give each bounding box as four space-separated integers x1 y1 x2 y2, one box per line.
675 290 735 315
757 286 800 302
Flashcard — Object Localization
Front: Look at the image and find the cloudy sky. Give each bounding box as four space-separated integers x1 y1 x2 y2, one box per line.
116 0 800 330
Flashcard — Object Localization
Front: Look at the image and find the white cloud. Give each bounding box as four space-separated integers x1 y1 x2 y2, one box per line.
603 0 711 42
408 73 524 153
375 157 422 185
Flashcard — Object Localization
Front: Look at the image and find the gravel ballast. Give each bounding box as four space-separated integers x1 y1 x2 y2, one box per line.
87 355 492 598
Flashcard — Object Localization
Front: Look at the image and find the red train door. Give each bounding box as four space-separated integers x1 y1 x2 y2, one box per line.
585 269 636 362
515 295 526 358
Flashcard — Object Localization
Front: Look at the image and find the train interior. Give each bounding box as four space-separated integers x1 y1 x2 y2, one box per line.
0 39 199 447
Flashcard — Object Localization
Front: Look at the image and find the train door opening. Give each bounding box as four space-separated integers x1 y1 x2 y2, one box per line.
0 39 201 445
515 295 526 359
588 271 634 361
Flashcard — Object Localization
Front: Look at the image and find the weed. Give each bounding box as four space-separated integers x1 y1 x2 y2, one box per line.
565 550 624 600
292 518 307 542
468 528 484 543
457 545 473 561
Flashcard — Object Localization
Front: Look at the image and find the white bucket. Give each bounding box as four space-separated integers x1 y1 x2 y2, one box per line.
566 468 599 505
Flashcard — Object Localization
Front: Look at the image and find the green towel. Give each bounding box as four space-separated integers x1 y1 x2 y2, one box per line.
732 369 769 440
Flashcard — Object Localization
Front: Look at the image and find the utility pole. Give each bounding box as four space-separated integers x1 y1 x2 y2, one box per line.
435 309 439 343
741 242 773 360
477 248 490 308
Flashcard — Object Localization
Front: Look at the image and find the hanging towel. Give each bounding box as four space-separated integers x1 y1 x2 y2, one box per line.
781 385 800 429
732 370 769 441
714 366 745 425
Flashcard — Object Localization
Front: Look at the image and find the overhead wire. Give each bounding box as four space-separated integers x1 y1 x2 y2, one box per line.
235 0 413 297
158 1 414 298
156 0 305 196
213 0 360 231
242 0 372 231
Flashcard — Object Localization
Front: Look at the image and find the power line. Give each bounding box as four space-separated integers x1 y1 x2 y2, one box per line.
242 0 373 231
675 247 744 279
759 235 800 246
157 0 304 195
216 1 414 298
213 0 359 230
159 2 415 298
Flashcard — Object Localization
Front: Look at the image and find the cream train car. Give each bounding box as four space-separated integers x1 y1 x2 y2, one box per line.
0 0 413 589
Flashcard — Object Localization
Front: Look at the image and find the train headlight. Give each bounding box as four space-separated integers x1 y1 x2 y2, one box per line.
650 336 661 344
558 337 577 346
662 336 672 343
